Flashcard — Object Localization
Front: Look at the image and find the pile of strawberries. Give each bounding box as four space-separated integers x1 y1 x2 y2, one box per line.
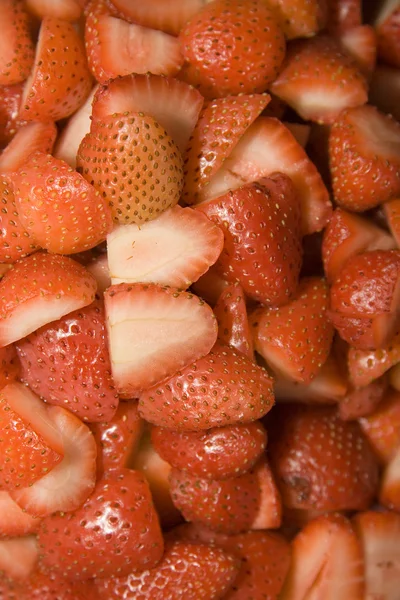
0 0 400 598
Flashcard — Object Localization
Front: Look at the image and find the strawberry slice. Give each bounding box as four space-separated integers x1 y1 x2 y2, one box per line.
250 277 334 384
16 299 118 423
280 513 364 600
179 0 285 98
375 0 400 69
270 35 368 124
322 208 396 283
0 536 38 581
267 403 379 511
369 65 400 122
0 122 57 175
25 0 82 21
92 74 204 153
104 283 217 396
0 491 39 537
338 376 388 421
327 0 361 34
380 445 400 511
107 205 223 289
348 333 400 387
353 510 400 600
329 104 400 212
197 177 303 306
77 112 184 225
214 282 254 359
151 421 267 480
359 389 400 464
0 83 25 148
266 0 327 39
196 116 332 236
338 25 377 76
0 0 34 86
95 539 240 600
38 468 163 579
329 250 400 350
0 252 97 347
139 341 274 430
183 93 270 202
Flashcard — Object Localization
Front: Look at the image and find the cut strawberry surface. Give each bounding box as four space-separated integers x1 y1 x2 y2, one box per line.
92 74 204 153
338 24 377 76
107 205 223 289
0 122 57 174
19 17 92 122
358 389 400 464
196 117 332 236
0 536 38 581
0 491 39 537
0 0 34 86
214 282 254 359
25 0 83 21
104 283 217 397
0 252 97 347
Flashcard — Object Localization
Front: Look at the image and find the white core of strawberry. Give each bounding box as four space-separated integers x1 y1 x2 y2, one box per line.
251 462 281 530
0 536 38 580
0 122 53 174
0 491 38 535
349 106 400 160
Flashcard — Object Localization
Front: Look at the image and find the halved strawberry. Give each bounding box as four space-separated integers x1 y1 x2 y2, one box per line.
0 122 57 175
0 0 34 86
0 252 97 347
339 376 388 421
195 117 332 236
19 17 92 122
266 0 327 39
25 0 82 21
0 536 38 581
151 421 267 480
0 491 39 537
329 104 400 212
182 93 270 202
348 333 400 387
92 74 204 153
327 0 361 34
0 83 25 148
139 341 274 430
250 277 334 384
369 65 400 122
280 513 364 600
270 35 368 124
214 282 254 359
375 0 400 68
380 445 400 511
104 283 217 396
338 25 377 76
358 389 400 464
106 205 223 289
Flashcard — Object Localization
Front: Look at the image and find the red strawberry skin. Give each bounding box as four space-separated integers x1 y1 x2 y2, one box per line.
0 83 25 148
38 468 164 580
214 282 254 359
16 299 118 423
0 0 34 86
0 344 19 391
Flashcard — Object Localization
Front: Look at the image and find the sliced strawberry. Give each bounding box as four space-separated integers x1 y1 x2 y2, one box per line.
38 468 163 579
92 74 204 153
250 277 334 384
353 510 400 600
267 403 379 511
0 536 38 581
348 332 400 387
95 539 240 600
104 283 217 397
0 344 19 391
322 208 396 283
339 376 388 421
280 513 364 600
25 0 82 21
0 122 57 175
151 421 267 480
375 0 400 68
329 250 400 350
179 0 286 98
369 65 400 122
19 570 98 600
0 491 39 537
214 282 254 359
183 93 270 201
197 177 303 306
0 0 34 86
196 117 332 236
358 389 400 464
0 83 25 148
0 252 97 347
329 104 400 212
77 112 184 225
380 445 400 511
270 35 367 124
19 17 92 122
266 0 327 39
338 25 377 76
327 0 361 34
191 263 229 307
107 206 223 289
139 341 274 430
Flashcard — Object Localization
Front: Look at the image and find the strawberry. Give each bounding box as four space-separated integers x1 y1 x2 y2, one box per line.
0 344 19 392
38 468 163 579
280 513 364 600
169 459 281 534
18 570 98 600
329 104 400 212
0 0 34 86
0 491 39 537
329 250 400 350
11 152 113 254
384 198 400 246
191 264 229 307
250 277 334 384
0 122 57 175
322 208 396 283
353 510 400 600
338 25 377 77
214 282 254 359
15 299 118 423
195 117 332 236
0 83 25 148
327 0 361 34
338 376 388 421
0 536 38 580
92 74 204 153
24 0 83 21
197 176 303 306
183 93 270 202
375 0 400 69
19 17 92 123
138 341 274 430
106 205 224 289
348 332 400 387
369 65 400 122
270 36 368 124
179 0 286 99
0 252 97 347
86 253 110 294
77 112 184 225
267 403 379 512
151 421 268 480
104 283 217 397
358 389 400 464
95 539 240 600
266 0 327 39
380 445 400 511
